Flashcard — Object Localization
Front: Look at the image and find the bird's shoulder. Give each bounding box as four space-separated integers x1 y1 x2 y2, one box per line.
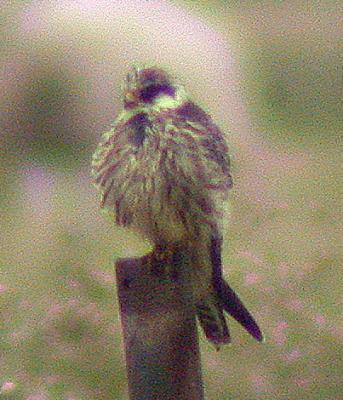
158 101 228 148
156 101 233 189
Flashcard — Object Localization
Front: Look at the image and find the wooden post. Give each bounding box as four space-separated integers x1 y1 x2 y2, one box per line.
115 251 204 400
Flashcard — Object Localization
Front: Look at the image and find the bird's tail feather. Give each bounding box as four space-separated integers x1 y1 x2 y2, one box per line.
196 280 263 346
196 297 230 346
220 279 263 342
196 233 263 346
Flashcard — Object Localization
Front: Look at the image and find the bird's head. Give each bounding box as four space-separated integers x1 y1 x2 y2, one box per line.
123 66 184 110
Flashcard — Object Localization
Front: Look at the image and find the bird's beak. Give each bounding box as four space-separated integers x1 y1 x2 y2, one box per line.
124 90 138 108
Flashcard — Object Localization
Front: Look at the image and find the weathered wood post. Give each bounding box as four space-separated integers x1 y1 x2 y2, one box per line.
115 251 204 400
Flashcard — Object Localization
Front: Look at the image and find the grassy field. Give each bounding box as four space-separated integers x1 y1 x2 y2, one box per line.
0 1 341 399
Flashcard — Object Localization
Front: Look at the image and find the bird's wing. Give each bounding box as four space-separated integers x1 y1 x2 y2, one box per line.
91 112 151 220
169 100 232 187
163 107 263 342
161 107 232 202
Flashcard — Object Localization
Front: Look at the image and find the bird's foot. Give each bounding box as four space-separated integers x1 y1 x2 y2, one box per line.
150 244 178 280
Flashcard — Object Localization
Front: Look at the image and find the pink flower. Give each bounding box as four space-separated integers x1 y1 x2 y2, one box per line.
278 262 290 278
48 303 63 316
45 375 60 385
294 377 311 387
283 348 301 362
272 321 289 346
313 313 326 327
277 201 289 209
0 284 7 294
239 250 263 265
1 381 16 393
68 279 81 288
90 269 115 284
250 372 269 392
286 298 304 311
244 272 261 285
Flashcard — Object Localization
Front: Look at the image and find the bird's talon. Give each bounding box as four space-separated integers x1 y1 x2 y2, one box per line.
155 247 174 263
151 246 176 278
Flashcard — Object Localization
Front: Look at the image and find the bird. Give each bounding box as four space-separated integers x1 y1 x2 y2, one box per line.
91 65 263 346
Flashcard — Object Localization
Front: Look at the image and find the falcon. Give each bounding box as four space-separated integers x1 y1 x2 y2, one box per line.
92 66 263 346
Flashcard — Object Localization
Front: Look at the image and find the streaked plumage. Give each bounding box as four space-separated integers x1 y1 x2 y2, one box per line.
92 66 262 346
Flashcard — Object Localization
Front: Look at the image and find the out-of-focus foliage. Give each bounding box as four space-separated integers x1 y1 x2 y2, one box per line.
0 1 341 399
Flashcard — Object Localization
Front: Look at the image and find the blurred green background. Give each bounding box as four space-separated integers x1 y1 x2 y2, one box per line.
0 1 341 399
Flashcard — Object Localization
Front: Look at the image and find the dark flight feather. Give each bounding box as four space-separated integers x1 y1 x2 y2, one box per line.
210 234 263 342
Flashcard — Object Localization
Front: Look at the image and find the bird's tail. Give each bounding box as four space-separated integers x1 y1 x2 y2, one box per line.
196 234 263 346
196 279 263 346
196 296 230 346
220 279 263 342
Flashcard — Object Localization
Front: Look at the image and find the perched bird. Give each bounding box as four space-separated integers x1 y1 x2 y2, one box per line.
92 66 263 346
